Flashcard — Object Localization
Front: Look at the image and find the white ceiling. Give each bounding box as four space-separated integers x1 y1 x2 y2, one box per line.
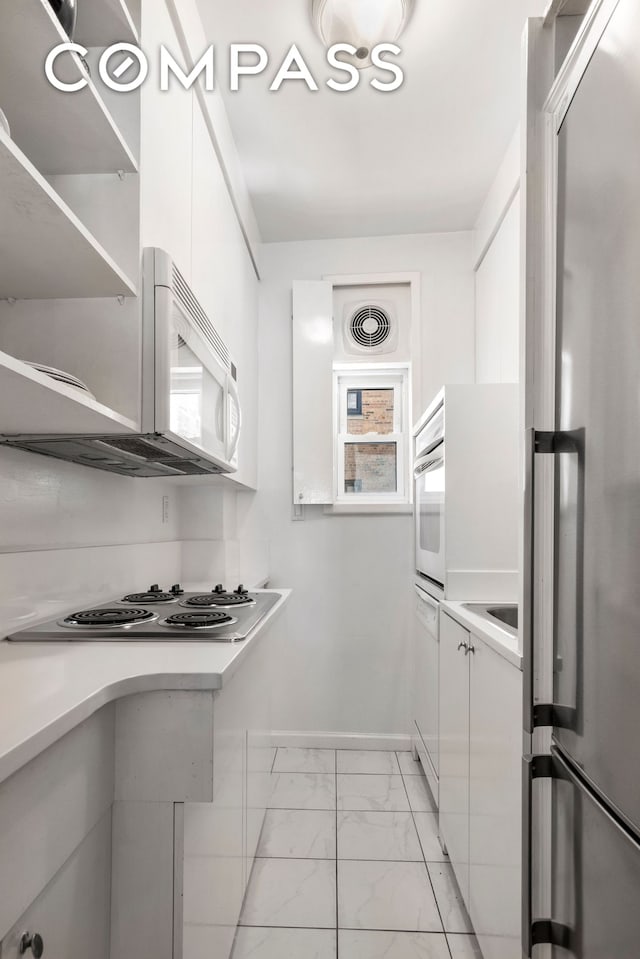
197 0 549 242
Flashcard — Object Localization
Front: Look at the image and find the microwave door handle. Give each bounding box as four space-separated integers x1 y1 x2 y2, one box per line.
414 454 443 479
226 375 242 463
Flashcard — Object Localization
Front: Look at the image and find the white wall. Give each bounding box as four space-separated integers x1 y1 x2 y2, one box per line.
474 128 521 384
251 232 475 736
0 446 186 636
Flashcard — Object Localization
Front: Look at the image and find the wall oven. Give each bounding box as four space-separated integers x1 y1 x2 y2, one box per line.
414 400 445 589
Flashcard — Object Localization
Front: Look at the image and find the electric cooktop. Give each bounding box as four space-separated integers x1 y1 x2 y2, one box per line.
6 585 279 643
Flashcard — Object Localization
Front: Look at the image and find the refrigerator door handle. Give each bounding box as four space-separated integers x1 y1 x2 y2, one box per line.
523 428 536 735
525 427 585 736
522 754 573 957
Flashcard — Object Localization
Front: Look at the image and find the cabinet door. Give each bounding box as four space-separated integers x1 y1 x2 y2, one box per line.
191 102 259 489
1 813 111 959
190 102 248 343
179 620 277 959
412 588 439 802
468 638 522 959
438 612 470 902
140 0 193 278
181 689 245 959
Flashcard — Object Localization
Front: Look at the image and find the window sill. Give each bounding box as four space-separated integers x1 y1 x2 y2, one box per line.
323 503 413 516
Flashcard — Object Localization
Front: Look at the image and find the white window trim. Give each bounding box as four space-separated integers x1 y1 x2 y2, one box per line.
333 365 411 506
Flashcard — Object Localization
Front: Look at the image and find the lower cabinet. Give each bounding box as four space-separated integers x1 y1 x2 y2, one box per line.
180 689 246 959
0 708 115 959
438 613 471 901
412 586 440 806
177 622 277 959
0 812 112 959
0 616 283 959
439 611 522 959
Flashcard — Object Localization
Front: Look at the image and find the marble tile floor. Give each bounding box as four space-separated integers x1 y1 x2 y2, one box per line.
232 749 482 959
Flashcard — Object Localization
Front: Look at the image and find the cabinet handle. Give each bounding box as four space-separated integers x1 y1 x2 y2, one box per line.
465 643 476 656
19 933 44 958
457 641 468 652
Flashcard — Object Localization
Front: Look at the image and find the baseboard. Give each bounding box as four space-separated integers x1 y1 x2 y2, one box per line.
267 731 413 751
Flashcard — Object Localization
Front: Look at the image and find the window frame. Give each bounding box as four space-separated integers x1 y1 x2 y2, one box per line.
333 364 411 506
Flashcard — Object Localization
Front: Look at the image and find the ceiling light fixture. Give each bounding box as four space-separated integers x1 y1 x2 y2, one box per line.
312 0 414 69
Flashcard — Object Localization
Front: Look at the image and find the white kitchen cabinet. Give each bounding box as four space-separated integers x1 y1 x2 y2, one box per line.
1 812 112 959
0 708 114 959
412 584 440 806
438 611 471 901
0 131 137 300
243 639 275 873
179 618 277 959
0 709 115 945
181 691 245 959
475 195 520 384
438 610 523 959
140 0 259 489
140 0 194 280
468 633 522 959
191 102 259 490
0 0 137 177
191 103 238 341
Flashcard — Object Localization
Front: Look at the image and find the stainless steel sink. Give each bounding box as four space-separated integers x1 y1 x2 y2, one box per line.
463 603 518 636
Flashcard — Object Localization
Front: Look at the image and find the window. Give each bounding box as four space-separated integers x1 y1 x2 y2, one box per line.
334 367 410 504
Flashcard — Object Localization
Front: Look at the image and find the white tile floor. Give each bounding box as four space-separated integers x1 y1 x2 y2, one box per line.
232 749 482 959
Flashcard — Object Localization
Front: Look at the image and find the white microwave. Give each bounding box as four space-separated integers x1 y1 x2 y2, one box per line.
141 247 241 474
1 250 241 478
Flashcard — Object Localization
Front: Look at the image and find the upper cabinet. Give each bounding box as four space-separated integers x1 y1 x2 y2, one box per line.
0 0 259 486
0 0 141 437
0 0 139 178
140 0 194 280
139 0 259 489
191 102 259 489
0 0 140 302
473 129 521 385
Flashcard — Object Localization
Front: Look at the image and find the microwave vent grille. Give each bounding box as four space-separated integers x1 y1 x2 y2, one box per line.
103 436 222 474
172 264 230 370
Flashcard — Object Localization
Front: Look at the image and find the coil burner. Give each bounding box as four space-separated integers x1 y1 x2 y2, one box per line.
122 584 184 604
61 608 158 629
181 584 256 609
162 611 238 630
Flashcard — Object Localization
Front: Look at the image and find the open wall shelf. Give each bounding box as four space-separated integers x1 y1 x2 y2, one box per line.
0 128 137 299
0 0 138 175
76 0 140 45
0 351 138 435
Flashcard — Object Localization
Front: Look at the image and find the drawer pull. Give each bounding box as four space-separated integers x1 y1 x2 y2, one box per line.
19 933 44 958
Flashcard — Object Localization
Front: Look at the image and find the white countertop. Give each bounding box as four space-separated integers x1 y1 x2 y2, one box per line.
0 589 290 787
441 599 522 669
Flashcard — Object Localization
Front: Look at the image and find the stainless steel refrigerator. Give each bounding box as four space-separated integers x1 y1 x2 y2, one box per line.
524 0 640 954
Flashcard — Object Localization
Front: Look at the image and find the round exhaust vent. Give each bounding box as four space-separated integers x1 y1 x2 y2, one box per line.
349 305 392 349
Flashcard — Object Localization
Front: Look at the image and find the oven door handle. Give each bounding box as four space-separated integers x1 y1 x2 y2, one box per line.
414 451 444 479
414 585 439 614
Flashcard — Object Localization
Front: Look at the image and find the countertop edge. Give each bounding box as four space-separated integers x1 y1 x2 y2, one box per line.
0 589 291 786
441 599 523 670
